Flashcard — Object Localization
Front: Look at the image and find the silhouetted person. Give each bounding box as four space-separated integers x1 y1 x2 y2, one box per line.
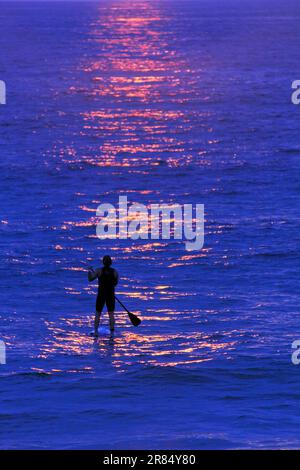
88 255 119 336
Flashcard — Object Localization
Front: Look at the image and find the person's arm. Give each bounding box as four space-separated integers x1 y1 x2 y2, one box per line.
88 267 100 282
113 269 119 287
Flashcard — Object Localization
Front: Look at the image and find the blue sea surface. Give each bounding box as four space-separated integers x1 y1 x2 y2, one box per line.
0 0 299 449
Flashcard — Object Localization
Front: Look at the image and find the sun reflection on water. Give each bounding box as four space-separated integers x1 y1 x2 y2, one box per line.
32 312 238 374
35 1 238 375
55 0 212 169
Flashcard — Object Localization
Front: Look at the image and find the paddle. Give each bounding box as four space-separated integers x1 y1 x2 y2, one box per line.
115 296 141 327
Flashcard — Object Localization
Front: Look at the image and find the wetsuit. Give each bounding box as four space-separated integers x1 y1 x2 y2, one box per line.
96 267 118 313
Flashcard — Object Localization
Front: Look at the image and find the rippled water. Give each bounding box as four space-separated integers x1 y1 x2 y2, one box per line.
0 0 299 449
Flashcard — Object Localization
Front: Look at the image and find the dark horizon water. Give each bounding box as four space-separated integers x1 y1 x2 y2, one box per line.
0 0 300 449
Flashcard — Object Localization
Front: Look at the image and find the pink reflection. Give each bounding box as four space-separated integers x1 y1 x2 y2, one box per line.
37 316 236 373
57 0 212 169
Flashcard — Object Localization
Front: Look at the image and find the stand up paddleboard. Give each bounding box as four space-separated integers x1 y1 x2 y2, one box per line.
89 326 112 337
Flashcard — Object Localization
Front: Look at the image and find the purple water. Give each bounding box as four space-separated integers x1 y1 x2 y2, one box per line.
0 0 299 449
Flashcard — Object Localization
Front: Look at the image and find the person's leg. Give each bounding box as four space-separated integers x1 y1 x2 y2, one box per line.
107 293 116 333
95 295 105 336
108 311 115 332
94 311 101 336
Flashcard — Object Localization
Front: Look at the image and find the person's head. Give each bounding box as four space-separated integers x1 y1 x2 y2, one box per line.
102 255 112 267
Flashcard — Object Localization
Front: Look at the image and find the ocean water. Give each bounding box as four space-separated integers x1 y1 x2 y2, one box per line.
0 0 299 449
